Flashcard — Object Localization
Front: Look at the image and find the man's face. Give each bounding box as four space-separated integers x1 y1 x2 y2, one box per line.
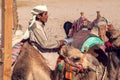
39 12 48 23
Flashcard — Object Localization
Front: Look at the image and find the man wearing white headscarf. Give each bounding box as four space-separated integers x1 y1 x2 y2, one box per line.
28 5 64 48
13 5 64 70
28 5 65 70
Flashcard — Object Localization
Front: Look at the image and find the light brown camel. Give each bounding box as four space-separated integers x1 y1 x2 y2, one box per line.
12 41 102 80
54 45 106 80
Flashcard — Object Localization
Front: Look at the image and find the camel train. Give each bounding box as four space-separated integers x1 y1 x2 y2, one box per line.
0 11 119 80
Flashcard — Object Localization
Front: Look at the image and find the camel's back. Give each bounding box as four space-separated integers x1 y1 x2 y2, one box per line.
12 42 51 80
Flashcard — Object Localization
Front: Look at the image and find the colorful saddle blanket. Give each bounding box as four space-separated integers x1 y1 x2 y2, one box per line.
12 42 23 65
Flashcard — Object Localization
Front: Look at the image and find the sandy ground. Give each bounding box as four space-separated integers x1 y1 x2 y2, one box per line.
0 0 120 70
0 0 120 38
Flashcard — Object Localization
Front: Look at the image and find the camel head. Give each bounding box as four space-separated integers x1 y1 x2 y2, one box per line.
60 45 101 72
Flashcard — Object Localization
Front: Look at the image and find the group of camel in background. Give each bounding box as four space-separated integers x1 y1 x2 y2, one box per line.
0 11 119 80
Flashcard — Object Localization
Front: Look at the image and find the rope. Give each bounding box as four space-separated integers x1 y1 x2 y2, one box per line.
102 67 107 80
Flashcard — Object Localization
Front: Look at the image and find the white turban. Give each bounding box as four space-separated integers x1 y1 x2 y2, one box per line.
29 5 48 27
12 5 48 46
31 5 48 15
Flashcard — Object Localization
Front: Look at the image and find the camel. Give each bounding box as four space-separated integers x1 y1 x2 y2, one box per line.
105 30 120 80
12 42 52 80
12 41 102 80
91 11 108 42
63 19 109 80
54 45 105 80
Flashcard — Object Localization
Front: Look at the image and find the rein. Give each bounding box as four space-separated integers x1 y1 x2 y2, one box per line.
57 55 85 72
64 55 86 80
64 56 85 72
56 55 86 80
64 55 105 80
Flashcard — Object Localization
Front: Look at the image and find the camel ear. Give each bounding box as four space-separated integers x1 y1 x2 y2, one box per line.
60 45 73 57
59 45 68 57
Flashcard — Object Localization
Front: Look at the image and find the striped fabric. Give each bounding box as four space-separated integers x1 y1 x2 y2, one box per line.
12 42 23 65
0 34 24 65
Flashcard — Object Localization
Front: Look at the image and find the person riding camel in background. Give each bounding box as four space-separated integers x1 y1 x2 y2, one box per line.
91 11 108 27
28 5 64 50
72 12 92 32
92 11 108 42
63 21 73 38
105 22 116 47
28 5 65 70
12 5 65 70
64 12 91 38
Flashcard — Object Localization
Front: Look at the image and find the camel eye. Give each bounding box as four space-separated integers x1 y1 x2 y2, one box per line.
71 56 80 62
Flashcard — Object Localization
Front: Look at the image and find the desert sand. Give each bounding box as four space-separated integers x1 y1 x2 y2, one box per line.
0 0 120 39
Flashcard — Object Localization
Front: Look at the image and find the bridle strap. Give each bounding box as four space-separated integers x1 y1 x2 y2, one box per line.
64 54 87 72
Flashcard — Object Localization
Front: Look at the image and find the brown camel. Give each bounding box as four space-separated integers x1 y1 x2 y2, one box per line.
12 41 102 80
12 42 52 80
106 30 120 80
54 45 107 80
